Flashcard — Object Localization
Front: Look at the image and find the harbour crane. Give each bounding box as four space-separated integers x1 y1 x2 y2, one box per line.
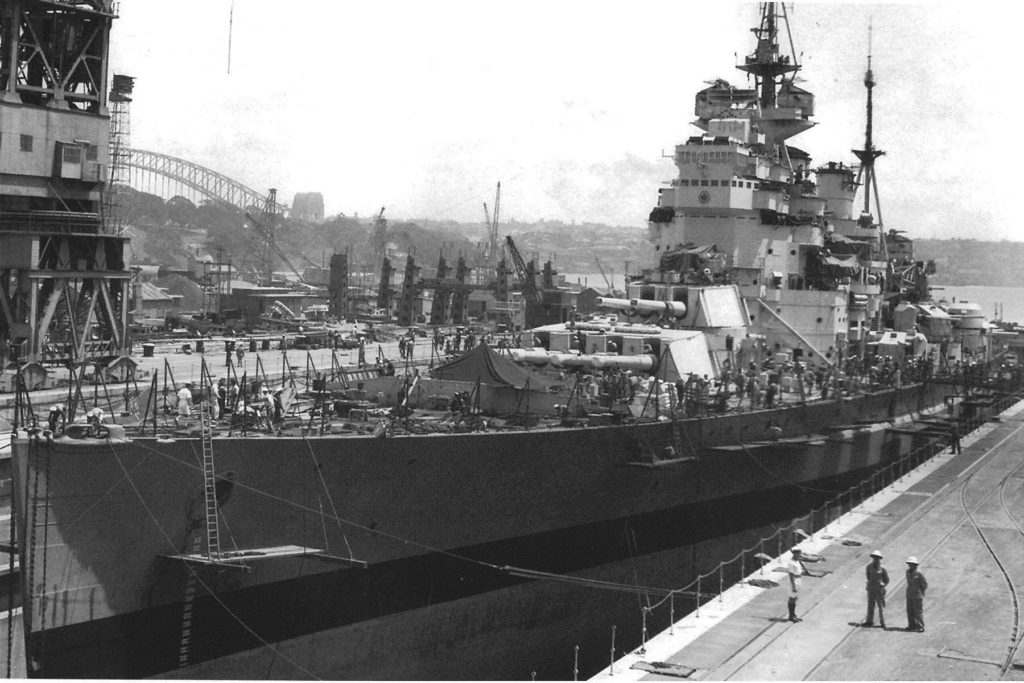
505 235 542 305
594 257 613 294
371 207 388 262
244 188 305 285
490 182 501 271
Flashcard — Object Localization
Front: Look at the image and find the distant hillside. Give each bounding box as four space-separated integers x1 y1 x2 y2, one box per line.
120 191 1022 288
914 239 1024 288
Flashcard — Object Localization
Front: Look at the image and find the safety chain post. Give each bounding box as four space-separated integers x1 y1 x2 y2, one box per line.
573 645 579 682
759 539 765 575
696 575 702 617
609 625 616 675
719 562 725 602
531 671 536 681
669 592 675 635
740 552 746 583
639 607 648 655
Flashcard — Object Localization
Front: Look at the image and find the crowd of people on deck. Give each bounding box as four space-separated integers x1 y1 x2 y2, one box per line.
167 377 285 431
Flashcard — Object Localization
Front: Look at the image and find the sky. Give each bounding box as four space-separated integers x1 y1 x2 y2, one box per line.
110 2 1021 241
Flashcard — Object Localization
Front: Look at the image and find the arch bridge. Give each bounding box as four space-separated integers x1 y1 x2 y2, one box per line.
125 149 285 212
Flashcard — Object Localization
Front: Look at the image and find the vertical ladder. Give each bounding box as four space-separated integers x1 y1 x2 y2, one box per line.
177 535 201 668
199 402 220 559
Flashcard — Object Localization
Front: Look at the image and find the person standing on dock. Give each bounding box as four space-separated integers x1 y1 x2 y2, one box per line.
951 423 962 454
215 378 226 419
905 557 928 632
177 382 193 420
861 550 889 628
786 548 806 622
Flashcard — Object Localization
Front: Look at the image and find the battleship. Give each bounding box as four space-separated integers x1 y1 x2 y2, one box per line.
4 1 1024 680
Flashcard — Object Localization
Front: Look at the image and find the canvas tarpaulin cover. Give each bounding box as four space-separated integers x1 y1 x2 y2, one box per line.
430 343 552 390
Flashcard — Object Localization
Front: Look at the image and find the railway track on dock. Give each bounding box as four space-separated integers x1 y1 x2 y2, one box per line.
703 412 1024 681
959 454 1024 677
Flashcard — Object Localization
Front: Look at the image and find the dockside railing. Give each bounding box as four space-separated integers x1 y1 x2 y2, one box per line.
635 388 1023 645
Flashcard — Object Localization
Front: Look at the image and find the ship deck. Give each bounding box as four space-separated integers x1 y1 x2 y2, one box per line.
595 398 1024 681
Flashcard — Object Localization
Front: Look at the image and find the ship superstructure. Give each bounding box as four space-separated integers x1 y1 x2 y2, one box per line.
5 4 1021 681
637 2 923 366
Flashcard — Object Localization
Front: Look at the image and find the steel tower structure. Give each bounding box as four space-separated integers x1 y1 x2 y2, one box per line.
0 0 131 369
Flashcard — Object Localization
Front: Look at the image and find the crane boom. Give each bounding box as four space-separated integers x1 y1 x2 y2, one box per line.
489 182 501 270
594 257 612 293
505 235 542 305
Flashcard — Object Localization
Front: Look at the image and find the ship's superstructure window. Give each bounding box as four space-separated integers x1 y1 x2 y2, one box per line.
20 134 32 152
85 144 98 161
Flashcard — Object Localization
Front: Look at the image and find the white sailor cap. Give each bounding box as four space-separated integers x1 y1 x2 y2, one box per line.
906 556 919 565
870 550 883 558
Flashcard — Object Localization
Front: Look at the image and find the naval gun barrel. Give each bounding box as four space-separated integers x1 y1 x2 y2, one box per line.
594 297 634 310
629 298 687 317
511 349 656 372
594 296 686 318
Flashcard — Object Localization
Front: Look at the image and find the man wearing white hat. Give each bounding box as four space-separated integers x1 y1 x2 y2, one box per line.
785 548 806 622
862 550 889 628
905 556 928 632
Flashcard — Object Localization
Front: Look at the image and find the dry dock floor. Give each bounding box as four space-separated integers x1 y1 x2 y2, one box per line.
597 400 1024 681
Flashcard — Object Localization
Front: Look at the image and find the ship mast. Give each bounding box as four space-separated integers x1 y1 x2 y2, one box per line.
852 23 886 252
733 3 812 146
737 3 800 110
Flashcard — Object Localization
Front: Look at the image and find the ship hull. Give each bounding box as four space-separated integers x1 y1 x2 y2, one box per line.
12 382 954 678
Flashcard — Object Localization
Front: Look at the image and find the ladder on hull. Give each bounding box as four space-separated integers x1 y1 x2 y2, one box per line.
163 358 367 570
199 401 220 559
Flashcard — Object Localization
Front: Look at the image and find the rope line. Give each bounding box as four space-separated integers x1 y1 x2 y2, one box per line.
125 437 505 572
302 439 354 561
105 442 323 680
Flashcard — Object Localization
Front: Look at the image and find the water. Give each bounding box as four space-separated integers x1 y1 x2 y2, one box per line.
561 274 1024 325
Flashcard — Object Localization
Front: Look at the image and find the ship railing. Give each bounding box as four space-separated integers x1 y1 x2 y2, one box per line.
637 388 1023 636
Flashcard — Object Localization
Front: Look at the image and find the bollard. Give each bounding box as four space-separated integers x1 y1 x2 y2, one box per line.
609 625 616 675
573 645 579 682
